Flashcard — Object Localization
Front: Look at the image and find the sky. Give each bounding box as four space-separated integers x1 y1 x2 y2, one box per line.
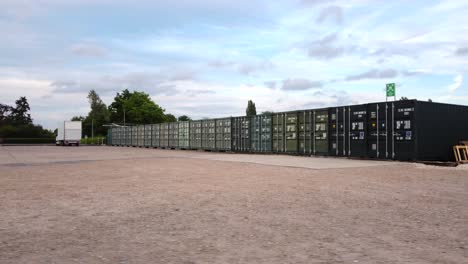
1 0 468 130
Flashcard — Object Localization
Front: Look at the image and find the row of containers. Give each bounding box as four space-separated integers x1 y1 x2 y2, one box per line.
108 100 468 161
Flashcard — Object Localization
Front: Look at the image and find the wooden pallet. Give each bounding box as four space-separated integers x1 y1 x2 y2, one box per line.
453 145 468 163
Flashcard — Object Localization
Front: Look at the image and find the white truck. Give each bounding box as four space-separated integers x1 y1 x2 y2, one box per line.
56 121 82 146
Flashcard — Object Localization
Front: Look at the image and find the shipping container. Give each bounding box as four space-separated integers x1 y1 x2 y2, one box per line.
112 127 119 146
124 126 131 146
411 100 468 161
144 125 152 147
298 110 314 155
168 122 179 149
107 128 113 145
232 116 250 152
314 109 329 155
202 119 216 150
329 107 349 157
347 104 368 158
189 121 202 149
215 118 232 151
136 125 144 147
250 114 272 152
272 113 285 152
160 123 169 148
131 126 138 147
151 124 160 147
178 121 190 149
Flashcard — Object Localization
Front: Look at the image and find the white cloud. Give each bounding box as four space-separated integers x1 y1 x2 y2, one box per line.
447 74 463 93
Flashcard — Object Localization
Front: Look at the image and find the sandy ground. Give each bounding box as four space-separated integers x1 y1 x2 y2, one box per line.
0 146 467 263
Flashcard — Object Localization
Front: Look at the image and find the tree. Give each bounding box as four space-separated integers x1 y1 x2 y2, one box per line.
0 97 54 139
246 100 257 117
82 90 110 137
71 116 85 121
11 97 32 124
428 99 433 102
261 111 274 115
108 90 167 125
178 115 192 121
164 114 177 122
400 97 409 101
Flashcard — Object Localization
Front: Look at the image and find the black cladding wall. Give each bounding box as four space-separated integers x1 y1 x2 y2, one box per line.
108 100 468 162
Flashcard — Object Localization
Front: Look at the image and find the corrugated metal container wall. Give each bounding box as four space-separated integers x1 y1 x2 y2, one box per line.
314 109 329 154
250 115 272 152
202 119 216 150
178 121 190 149
366 102 393 159
137 125 144 147
189 121 202 149
414 101 468 161
298 110 313 155
272 113 285 152
107 128 112 145
125 127 131 146
285 112 298 153
152 124 160 147
119 127 124 146
232 116 250 152
391 100 416 160
348 104 367 157
215 118 232 151
168 122 179 148
131 126 138 146
160 123 169 148
144 125 152 147
113 127 120 145
329 107 348 157
110 128 116 145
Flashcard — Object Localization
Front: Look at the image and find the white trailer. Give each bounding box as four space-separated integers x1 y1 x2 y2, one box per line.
56 121 82 146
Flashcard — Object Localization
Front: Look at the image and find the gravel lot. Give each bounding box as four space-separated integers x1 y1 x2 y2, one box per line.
1 146 467 263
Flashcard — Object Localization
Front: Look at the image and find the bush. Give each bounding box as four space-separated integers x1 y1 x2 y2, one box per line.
80 137 106 145
1 138 55 144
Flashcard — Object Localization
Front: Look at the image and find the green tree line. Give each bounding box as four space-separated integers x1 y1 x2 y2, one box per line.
0 97 55 139
76 89 190 137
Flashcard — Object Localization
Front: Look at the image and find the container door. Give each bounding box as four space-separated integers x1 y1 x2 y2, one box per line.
349 106 367 157
285 113 298 153
393 101 416 160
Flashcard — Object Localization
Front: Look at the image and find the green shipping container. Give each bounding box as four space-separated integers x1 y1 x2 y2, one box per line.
215 118 232 151
250 115 272 152
298 110 314 155
168 122 179 148
232 116 250 152
160 123 169 148
178 121 190 149
151 124 160 147
144 125 152 147
314 109 329 154
189 121 202 149
202 119 216 150
131 126 138 147
272 113 285 152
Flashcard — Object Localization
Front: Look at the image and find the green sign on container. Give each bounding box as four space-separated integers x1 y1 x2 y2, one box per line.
386 83 395 97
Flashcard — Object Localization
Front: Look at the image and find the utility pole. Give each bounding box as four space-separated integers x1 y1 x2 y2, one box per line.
123 107 126 126
91 119 94 138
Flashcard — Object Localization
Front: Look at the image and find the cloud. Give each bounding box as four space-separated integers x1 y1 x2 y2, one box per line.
345 69 398 81
316 6 343 24
301 0 335 7
69 43 108 57
208 60 236 68
401 69 430 77
185 89 216 97
455 47 468 56
237 61 274 75
264 81 276 89
207 60 274 76
282 78 323 91
306 33 346 59
447 74 463 92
